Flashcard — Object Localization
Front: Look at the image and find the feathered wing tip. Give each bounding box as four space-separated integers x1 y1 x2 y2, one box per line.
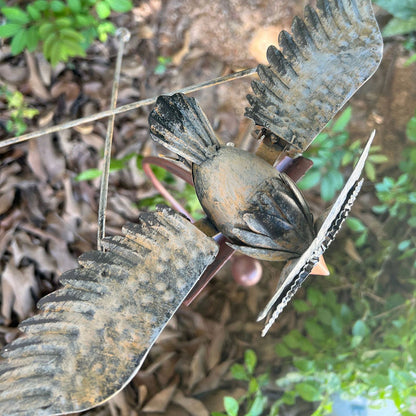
245 0 383 154
258 131 375 335
149 93 221 165
0 207 218 416
227 174 316 261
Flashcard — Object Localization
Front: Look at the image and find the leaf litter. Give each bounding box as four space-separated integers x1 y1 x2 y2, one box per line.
0 1 414 415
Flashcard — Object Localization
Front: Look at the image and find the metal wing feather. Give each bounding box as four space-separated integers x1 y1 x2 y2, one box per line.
258 131 375 335
0 207 218 416
245 0 383 154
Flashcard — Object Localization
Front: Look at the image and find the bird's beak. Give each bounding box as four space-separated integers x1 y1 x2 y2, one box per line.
310 255 330 276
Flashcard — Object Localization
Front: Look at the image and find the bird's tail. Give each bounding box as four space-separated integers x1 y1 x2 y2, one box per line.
149 93 221 165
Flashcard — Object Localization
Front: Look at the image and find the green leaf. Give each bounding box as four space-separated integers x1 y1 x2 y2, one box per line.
247 395 267 416
374 0 416 20
293 299 311 313
1 7 30 24
75 168 102 181
211 413 228 416
224 396 239 416
352 320 369 337
106 0 132 13
406 115 416 142
230 363 248 381
383 16 416 37
293 358 315 373
368 154 389 164
68 0 81 13
398 240 411 251
55 17 72 28
332 107 352 132
405 53 416 66
0 23 23 38
321 171 337 201
365 162 376 181
96 1 111 18
27 4 41 20
244 349 257 375
298 170 321 190
295 382 322 402
10 29 28 54
305 320 326 341
38 22 55 38
50 0 66 13
275 343 292 358
346 217 366 232
307 287 324 307
33 0 49 11
26 26 39 51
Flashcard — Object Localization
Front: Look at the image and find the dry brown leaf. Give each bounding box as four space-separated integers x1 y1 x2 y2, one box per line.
10 231 57 273
188 343 207 392
345 238 363 263
0 63 27 83
1 262 39 323
0 191 14 216
193 360 233 395
141 382 177 413
206 326 226 371
25 51 51 100
172 390 209 416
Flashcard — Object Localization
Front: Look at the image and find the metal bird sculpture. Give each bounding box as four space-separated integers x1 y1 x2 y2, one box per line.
0 0 383 414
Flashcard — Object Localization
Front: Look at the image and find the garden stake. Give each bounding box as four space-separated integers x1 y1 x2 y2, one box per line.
0 0 383 414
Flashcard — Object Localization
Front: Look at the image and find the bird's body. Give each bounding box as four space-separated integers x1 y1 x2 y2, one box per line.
0 0 384 414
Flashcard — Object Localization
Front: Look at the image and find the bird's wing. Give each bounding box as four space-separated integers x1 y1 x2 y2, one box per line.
245 0 383 155
149 93 221 166
258 131 375 335
0 207 218 416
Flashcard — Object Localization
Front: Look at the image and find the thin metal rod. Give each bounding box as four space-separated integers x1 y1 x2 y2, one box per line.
97 28 130 250
0 67 257 149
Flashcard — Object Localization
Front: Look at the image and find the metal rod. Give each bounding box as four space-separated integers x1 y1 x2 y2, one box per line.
97 28 130 250
0 67 257 149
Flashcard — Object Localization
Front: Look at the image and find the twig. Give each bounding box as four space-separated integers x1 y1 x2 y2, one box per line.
97 28 130 250
0 68 257 149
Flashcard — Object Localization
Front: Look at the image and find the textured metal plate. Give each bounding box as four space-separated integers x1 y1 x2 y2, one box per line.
0 207 218 416
258 132 375 335
245 0 383 153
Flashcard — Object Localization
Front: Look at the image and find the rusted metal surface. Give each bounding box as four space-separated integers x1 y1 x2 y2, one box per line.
0 0 383 414
0 208 218 416
259 132 375 334
246 0 383 158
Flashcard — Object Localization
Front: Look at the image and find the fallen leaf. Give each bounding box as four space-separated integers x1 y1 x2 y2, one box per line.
172 390 209 416
141 382 177 413
1 262 39 323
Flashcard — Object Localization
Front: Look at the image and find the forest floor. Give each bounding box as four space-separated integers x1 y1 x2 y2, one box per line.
0 1 415 415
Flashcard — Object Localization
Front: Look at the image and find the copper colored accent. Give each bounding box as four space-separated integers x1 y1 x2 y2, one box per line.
310 255 330 276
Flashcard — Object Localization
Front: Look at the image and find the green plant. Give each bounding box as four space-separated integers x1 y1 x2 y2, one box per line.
136 156 205 220
298 107 387 201
0 86 39 135
74 152 136 181
374 0 416 37
372 110 416 268
212 349 269 416
76 154 205 220
0 0 132 66
154 56 172 75
271 285 416 416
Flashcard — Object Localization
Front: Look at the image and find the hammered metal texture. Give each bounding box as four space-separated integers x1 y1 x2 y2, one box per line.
258 132 375 334
0 208 218 416
149 94 221 165
245 0 383 153
149 96 318 262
